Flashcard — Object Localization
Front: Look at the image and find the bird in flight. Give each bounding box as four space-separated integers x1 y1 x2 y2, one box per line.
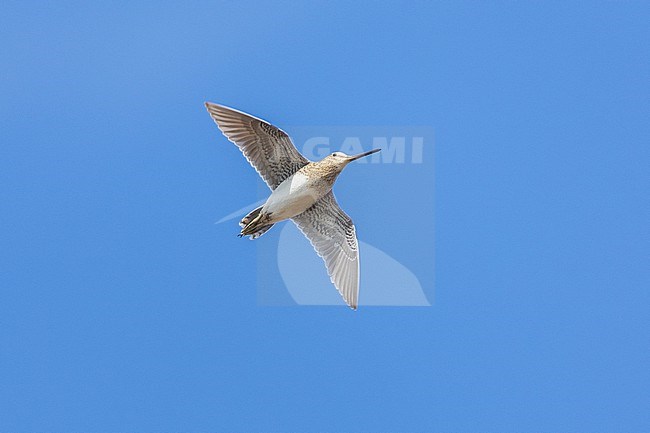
205 103 380 310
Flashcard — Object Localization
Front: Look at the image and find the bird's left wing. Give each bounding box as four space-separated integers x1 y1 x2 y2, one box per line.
205 103 309 189
291 191 360 310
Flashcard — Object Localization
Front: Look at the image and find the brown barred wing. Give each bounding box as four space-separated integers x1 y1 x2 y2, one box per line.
291 191 360 310
205 103 309 189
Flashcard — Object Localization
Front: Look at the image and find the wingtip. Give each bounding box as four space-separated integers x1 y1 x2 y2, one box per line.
205 101 225 111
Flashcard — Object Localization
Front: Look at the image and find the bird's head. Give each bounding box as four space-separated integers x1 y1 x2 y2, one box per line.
323 149 381 171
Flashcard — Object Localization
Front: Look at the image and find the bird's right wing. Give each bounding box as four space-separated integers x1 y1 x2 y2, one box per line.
205 103 309 189
292 191 360 310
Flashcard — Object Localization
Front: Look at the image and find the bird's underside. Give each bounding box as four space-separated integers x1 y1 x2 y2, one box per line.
205 102 360 309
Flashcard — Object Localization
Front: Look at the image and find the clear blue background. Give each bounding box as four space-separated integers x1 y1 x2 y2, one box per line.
1 1 648 432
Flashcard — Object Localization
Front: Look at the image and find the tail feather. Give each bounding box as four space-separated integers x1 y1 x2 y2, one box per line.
247 223 274 240
239 206 274 239
240 206 262 228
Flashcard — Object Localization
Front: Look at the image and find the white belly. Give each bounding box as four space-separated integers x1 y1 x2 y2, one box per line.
262 172 324 222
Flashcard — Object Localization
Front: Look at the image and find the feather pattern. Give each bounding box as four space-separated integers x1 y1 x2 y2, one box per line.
292 191 360 309
205 103 309 189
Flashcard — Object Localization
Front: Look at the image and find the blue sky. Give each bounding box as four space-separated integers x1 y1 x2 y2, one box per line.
1 1 649 432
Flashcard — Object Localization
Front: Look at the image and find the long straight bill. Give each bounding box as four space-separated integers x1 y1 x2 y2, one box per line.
348 148 381 161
